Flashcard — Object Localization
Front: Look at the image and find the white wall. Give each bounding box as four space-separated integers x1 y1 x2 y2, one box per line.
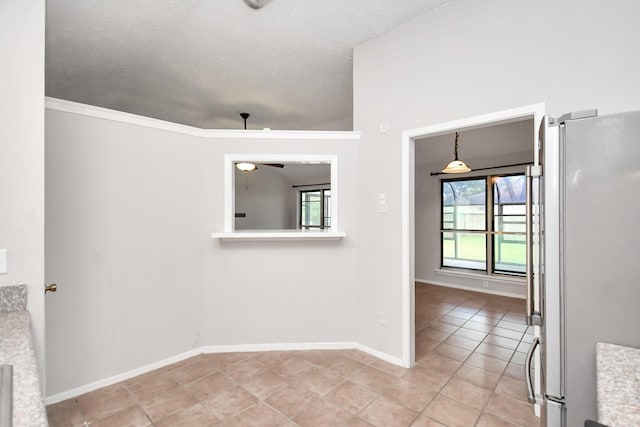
201 140 360 348
235 167 295 230
353 0 640 359
45 105 360 396
0 0 46 381
45 110 207 395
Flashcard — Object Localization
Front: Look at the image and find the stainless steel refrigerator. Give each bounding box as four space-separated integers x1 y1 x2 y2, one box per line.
524 110 640 426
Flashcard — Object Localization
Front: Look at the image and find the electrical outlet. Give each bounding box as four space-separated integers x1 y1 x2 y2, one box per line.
483 280 489 288
378 311 386 326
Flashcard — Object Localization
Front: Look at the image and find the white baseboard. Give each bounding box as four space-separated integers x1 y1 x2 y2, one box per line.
45 341 403 405
198 342 403 367
45 348 202 405
354 343 405 367
416 278 526 300
199 341 358 354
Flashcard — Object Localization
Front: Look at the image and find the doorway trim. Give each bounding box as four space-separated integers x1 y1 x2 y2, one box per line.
400 103 546 367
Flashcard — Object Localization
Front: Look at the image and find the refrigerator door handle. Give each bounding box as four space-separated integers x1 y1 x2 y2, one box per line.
526 165 542 327
525 336 540 404
525 167 533 322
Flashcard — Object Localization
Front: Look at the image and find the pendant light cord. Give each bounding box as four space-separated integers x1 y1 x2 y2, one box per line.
454 132 460 160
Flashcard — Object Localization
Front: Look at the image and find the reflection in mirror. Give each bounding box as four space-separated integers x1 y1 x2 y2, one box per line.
234 162 331 231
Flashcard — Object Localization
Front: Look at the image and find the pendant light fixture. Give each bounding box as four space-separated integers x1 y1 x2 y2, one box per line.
442 132 471 174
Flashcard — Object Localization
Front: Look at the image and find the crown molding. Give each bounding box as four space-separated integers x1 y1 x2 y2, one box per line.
45 97 361 141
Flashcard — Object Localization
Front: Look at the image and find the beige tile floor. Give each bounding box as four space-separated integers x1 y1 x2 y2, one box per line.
47 283 539 426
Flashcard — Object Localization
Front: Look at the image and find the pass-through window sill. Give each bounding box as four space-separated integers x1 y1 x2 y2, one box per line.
211 230 346 241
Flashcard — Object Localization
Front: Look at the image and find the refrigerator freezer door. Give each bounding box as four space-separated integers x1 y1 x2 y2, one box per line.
561 111 640 426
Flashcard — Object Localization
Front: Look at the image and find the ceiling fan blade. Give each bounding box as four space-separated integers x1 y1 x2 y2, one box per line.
262 163 285 168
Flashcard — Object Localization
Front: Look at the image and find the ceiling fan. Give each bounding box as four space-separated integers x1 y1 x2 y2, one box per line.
236 113 284 171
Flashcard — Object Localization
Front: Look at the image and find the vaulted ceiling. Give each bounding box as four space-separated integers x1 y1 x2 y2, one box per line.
46 0 450 130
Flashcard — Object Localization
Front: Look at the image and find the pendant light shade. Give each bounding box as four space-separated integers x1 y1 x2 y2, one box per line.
442 159 471 174
442 132 471 174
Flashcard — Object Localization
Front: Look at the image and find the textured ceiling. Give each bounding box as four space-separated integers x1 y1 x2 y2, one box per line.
46 0 450 130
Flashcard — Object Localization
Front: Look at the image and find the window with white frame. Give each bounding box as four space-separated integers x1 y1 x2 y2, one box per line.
441 174 526 275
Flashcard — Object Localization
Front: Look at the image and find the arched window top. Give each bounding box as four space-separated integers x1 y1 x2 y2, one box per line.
442 178 486 207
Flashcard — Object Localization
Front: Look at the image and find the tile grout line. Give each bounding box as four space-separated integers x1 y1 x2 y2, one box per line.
414 291 533 426
49 286 535 427
413 299 505 425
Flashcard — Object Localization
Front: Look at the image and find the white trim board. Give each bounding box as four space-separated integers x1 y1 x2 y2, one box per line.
211 231 346 241
222 154 340 234
415 279 526 300
44 97 361 141
44 347 201 405
401 103 546 368
44 342 404 405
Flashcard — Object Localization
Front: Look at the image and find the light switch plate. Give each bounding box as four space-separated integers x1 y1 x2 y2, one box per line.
0 249 7 274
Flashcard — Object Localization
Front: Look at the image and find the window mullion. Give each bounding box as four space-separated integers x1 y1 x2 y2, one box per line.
486 177 493 274
320 189 325 230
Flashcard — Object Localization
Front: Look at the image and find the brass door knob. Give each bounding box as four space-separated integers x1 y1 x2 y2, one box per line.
45 283 57 294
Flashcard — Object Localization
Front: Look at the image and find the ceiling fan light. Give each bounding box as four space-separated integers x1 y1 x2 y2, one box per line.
442 160 471 174
236 162 257 172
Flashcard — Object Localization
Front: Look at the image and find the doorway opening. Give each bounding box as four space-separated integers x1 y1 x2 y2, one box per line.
400 104 545 367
